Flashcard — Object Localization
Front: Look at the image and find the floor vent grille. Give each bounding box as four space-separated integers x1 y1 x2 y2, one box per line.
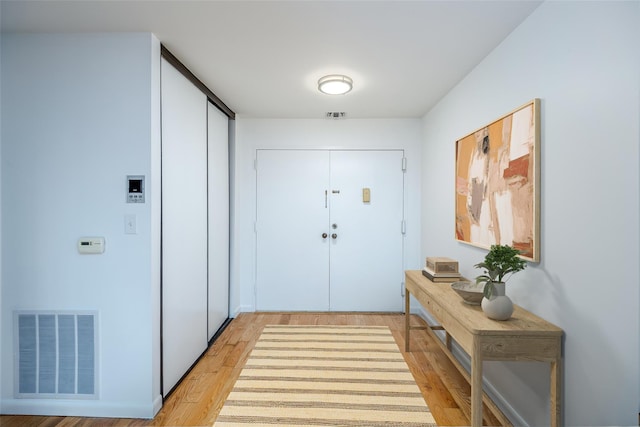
14 311 98 399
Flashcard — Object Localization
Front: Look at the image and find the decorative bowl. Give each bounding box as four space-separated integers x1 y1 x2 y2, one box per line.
451 281 484 305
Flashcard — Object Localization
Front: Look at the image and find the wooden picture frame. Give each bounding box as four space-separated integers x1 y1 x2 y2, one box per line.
455 99 540 261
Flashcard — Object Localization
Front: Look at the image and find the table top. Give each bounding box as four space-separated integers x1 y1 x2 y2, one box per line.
406 270 563 337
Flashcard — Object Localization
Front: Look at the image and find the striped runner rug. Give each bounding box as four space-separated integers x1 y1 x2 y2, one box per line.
214 325 437 426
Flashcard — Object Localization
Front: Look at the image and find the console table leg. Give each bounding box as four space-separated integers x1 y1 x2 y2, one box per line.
471 338 483 427
405 291 411 352
551 359 561 427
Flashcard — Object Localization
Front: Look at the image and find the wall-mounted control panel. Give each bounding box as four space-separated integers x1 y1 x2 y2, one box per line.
78 237 105 254
127 175 145 203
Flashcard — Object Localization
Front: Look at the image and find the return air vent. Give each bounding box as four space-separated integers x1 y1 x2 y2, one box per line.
14 311 98 399
325 112 347 119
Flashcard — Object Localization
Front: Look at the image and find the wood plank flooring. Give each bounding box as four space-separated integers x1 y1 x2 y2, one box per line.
0 313 502 426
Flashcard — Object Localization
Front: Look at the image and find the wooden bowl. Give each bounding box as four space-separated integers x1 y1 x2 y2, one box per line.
451 281 484 305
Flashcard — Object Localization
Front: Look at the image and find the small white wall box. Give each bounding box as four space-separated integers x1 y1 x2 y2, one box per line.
127 175 145 203
78 237 105 254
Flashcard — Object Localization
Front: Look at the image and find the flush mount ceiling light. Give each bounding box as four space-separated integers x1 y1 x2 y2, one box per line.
318 74 353 95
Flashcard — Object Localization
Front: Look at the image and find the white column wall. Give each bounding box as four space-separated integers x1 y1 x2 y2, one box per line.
420 2 639 426
1 33 162 418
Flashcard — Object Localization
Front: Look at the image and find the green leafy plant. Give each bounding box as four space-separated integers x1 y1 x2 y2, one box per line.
475 244 527 298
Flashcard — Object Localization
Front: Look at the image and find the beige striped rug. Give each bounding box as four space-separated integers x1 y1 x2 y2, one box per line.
214 325 436 427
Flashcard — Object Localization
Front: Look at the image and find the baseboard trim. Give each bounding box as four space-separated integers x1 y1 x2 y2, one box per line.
0 398 158 419
152 394 163 417
231 304 254 317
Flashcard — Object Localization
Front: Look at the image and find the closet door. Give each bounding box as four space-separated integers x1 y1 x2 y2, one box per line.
161 58 208 396
207 103 230 339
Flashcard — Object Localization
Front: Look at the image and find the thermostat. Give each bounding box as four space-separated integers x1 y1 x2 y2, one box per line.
127 175 145 203
78 237 105 254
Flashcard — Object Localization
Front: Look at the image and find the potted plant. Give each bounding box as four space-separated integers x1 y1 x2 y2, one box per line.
474 244 527 320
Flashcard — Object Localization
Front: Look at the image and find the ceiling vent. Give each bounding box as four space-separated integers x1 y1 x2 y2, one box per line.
325 112 347 119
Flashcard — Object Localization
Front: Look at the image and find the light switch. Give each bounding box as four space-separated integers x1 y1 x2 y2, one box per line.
363 188 371 203
78 237 105 254
125 214 137 234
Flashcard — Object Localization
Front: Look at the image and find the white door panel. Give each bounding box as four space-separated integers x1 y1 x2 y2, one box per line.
161 58 208 396
256 150 330 311
329 151 404 311
207 103 229 339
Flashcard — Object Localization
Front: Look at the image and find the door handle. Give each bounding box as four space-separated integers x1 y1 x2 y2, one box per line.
322 233 328 239
332 233 338 239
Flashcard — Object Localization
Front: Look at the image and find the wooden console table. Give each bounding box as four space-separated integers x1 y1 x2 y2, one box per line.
404 270 563 427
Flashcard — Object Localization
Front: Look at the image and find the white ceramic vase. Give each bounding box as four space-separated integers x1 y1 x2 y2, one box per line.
481 282 513 320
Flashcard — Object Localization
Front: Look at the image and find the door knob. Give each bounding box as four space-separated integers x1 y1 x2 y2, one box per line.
322 233 328 239
332 233 338 239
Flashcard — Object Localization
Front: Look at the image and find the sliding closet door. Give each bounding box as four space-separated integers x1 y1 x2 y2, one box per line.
161 58 208 396
207 103 229 339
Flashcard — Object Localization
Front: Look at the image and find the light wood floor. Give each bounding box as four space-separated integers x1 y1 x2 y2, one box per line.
0 312 501 426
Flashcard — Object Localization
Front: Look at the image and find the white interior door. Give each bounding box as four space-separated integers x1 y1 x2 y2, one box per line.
256 150 331 311
207 102 229 339
329 150 404 311
161 58 208 396
255 149 404 312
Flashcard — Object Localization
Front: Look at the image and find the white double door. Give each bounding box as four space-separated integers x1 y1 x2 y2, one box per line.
256 149 404 312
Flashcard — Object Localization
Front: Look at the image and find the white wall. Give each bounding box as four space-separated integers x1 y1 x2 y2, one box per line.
420 2 639 426
1 33 162 418
231 118 422 314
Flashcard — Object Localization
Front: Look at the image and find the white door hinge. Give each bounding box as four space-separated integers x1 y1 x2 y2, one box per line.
401 220 406 235
402 157 407 172
401 282 405 297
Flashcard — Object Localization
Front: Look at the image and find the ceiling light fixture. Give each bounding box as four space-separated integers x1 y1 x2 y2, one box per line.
318 74 353 95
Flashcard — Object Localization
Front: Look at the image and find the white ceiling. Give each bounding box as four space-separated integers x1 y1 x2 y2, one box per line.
1 0 542 118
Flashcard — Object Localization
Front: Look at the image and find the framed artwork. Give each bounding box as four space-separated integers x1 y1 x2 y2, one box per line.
455 99 540 262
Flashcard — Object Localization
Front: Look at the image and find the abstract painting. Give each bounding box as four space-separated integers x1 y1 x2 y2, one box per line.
455 99 540 261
